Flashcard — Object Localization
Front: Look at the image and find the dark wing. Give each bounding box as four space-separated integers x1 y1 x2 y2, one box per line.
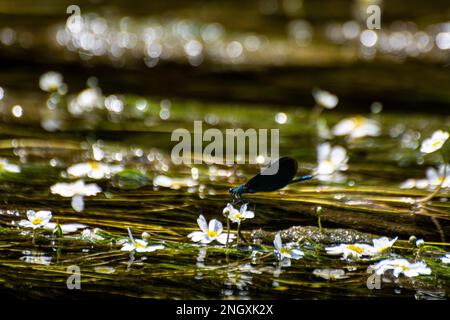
244 157 298 193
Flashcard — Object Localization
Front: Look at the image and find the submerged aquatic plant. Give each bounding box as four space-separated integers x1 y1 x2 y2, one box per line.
188 214 235 245
369 259 431 278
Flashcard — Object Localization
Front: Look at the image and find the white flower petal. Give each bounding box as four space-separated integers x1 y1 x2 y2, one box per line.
18 220 33 228
197 215 208 233
330 146 347 166
332 119 354 136
243 210 255 219
216 233 235 245
313 88 338 109
317 143 331 161
67 163 91 177
139 244 164 252
400 179 416 189
71 195 84 212
209 219 223 234
188 231 210 243
274 233 282 251
121 243 135 252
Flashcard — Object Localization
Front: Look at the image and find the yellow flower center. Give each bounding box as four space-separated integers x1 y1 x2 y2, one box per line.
347 244 363 254
32 218 43 225
233 213 242 220
323 160 334 167
0 163 4 171
394 264 409 271
431 140 442 148
89 162 101 170
280 248 291 255
352 116 365 129
207 230 219 238
134 242 146 249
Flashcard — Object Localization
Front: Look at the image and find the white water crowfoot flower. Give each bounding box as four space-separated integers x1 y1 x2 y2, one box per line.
326 237 397 259
0 158 20 173
420 130 449 154
274 233 304 262
312 88 338 109
51 180 102 212
369 259 431 278
51 180 102 197
81 228 105 241
121 239 164 253
67 161 124 179
400 164 450 190
39 71 63 92
417 132 449 202
19 210 52 229
188 215 235 245
325 243 374 259
121 228 164 253
332 116 380 139
426 164 450 188
371 236 398 254
441 254 450 264
223 203 255 224
44 222 87 234
315 143 348 176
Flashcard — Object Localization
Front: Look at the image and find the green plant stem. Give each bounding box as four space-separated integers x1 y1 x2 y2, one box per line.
317 206 323 232
225 217 231 248
127 227 135 244
236 223 241 243
236 223 248 244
